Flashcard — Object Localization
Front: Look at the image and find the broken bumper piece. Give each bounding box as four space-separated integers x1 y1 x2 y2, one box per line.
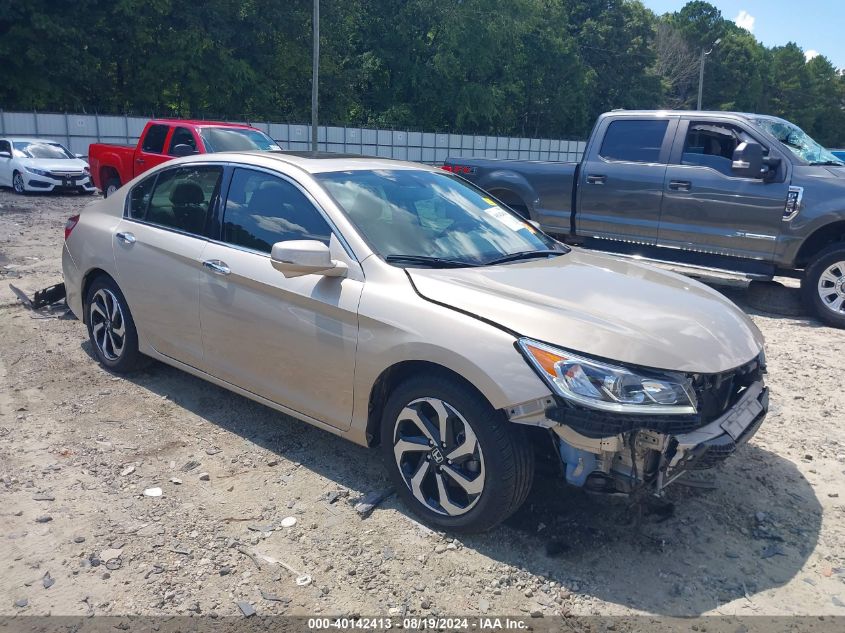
513 380 768 494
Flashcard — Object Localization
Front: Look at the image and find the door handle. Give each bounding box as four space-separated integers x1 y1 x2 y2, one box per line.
115 231 136 245
135 157 145 164
586 174 607 185
203 260 230 275
668 180 692 192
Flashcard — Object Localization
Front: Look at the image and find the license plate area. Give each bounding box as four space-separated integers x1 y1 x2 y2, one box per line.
719 389 764 440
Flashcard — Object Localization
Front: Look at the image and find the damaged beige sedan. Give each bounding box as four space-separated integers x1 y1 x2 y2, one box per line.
62 151 768 532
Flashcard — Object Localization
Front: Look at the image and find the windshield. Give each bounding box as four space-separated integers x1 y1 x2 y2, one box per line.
753 118 844 166
316 169 565 267
199 127 280 152
13 141 75 160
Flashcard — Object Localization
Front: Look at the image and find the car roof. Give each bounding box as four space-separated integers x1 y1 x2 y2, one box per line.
602 110 791 125
149 119 259 129
1 137 67 144
173 150 439 175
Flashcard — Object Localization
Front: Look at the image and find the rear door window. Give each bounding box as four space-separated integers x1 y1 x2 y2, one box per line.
168 127 197 155
221 168 332 253
141 124 170 154
145 166 223 235
599 120 669 164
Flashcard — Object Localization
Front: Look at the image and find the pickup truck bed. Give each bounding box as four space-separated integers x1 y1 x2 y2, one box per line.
444 159 579 235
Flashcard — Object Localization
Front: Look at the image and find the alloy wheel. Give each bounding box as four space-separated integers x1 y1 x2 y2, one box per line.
392 397 485 516
105 184 117 197
13 172 24 194
89 288 126 361
817 261 845 315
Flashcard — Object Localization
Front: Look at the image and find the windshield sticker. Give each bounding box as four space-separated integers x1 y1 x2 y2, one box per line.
486 206 528 232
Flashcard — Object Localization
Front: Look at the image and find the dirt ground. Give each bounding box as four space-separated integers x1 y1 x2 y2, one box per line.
1 189 844 620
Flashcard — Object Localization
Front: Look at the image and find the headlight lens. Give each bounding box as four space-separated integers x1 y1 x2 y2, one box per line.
518 338 697 415
25 166 49 176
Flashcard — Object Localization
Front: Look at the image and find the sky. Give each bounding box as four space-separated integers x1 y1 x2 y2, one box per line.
641 0 845 69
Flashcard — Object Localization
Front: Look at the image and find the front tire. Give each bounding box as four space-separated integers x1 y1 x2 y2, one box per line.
380 374 534 532
803 243 845 328
12 171 25 194
84 276 146 373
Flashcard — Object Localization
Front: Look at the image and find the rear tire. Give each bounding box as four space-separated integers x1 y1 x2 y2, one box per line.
380 373 534 532
802 242 845 328
84 276 147 373
103 177 121 198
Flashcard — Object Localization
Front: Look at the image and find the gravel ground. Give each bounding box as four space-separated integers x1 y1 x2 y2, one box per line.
1 189 845 620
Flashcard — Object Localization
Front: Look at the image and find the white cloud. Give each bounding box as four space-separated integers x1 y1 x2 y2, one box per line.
734 10 755 32
805 49 820 62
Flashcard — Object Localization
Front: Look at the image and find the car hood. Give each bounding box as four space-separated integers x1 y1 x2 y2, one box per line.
407 249 765 375
19 157 88 173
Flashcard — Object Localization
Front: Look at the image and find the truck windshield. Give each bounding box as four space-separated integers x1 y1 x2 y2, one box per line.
199 128 280 152
13 141 75 159
753 118 844 166
316 169 566 267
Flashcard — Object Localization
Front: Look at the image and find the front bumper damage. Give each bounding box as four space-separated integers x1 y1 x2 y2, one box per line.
509 378 768 495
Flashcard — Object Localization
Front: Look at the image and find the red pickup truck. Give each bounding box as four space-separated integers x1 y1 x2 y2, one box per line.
88 120 281 197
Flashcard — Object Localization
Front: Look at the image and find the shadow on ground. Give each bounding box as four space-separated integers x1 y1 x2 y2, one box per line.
81 339 821 617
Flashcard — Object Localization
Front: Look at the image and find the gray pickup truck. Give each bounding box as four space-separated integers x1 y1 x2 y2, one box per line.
445 110 845 327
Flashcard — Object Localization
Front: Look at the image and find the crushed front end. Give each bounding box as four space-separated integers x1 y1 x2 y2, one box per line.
511 341 768 495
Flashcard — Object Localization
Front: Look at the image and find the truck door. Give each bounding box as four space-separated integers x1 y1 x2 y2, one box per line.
133 124 174 177
576 116 677 244
658 118 789 262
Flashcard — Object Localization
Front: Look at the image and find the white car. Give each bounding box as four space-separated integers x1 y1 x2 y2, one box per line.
0 137 96 194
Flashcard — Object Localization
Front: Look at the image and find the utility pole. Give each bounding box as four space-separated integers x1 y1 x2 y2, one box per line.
697 38 721 111
311 0 320 153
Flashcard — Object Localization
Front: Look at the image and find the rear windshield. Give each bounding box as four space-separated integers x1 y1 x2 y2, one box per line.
199 128 280 152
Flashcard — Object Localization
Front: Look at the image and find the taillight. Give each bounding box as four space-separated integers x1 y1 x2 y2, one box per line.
441 164 472 175
65 214 80 240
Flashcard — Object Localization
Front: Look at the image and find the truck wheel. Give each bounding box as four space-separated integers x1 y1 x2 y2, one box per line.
803 243 845 328
85 276 147 373
103 177 121 198
380 373 534 533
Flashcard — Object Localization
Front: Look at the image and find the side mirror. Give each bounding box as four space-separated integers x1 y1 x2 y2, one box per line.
0 150 11 158
75 153 86 159
731 142 764 178
270 240 348 278
170 144 197 157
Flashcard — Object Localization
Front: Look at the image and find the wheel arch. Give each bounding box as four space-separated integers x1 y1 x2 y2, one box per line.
487 188 531 219
99 165 120 190
365 360 500 448
80 267 117 324
794 221 845 268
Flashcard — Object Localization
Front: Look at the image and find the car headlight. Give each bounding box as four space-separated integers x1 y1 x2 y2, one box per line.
83 165 90 174
24 166 49 176
518 338 697 415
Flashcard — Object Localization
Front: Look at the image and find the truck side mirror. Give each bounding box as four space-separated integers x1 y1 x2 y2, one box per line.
731 142 764 178
170 144 197 158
